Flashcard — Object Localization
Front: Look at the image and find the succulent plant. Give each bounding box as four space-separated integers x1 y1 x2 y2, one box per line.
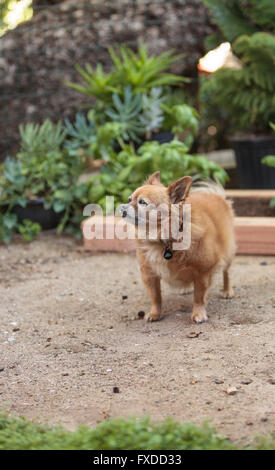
105 86 146 142
139 87 165 136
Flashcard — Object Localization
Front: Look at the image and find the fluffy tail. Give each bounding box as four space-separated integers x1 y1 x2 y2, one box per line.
190 180 226 198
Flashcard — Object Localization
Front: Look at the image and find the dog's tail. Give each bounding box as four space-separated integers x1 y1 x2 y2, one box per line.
191 180 226 198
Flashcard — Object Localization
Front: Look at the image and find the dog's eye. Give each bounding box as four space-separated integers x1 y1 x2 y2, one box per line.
138 199 147 206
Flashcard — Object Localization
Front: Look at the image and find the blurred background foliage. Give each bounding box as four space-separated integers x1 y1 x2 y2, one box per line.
0 0 33 36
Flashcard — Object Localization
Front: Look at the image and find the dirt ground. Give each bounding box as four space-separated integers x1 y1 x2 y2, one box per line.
0 233 274 444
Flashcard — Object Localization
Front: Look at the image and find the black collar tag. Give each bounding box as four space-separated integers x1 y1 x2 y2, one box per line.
164 246 173 260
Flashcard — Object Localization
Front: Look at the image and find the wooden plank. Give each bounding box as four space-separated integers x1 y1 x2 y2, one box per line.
226 190 275 199
234 217 275 255
82 216 275 255
82 216 136 252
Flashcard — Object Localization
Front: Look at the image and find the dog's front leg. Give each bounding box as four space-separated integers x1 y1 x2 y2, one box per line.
191 273 212 323
140 267 162 322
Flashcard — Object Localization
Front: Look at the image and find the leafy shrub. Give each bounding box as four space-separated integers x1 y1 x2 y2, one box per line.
18 219 41 242
203 0 275 49
0 120 88 242
87 139 228 211
0 412 274 450
201 0 275 135
200 32 275 134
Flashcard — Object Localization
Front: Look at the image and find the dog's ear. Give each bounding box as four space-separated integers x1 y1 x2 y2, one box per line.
168 176 192 203
145 171 161 185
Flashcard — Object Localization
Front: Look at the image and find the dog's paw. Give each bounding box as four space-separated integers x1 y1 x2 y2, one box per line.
145 311 161 322
191 307 208 324
222 288 234 299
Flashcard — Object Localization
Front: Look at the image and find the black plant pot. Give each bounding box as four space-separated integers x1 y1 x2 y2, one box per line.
231 135 275 189
148 130 174 144
12 198 64 230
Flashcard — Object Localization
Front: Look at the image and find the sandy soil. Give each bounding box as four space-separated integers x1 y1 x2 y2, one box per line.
0 233 274 443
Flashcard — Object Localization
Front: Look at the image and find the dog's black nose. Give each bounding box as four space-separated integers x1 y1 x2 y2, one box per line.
122 210 127 218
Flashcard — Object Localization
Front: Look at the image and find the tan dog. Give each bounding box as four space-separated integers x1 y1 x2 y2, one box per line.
120 171 236 323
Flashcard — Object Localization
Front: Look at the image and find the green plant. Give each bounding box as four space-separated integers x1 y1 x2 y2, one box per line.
64 112 97 156
0 412 274 450
64 112 125 162
87 139 228 211
0 120 88 243
200 32 275 134
19 119 67 156
262 123 275 206
67 43 188 102
105 86 146 142
139 87 165 137
162 103 199 147
0 213 18 244
18 219 41 242
203 0 275 49
108 43 188 93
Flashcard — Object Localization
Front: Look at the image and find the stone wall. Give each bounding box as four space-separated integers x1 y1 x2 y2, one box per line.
0 0 216 159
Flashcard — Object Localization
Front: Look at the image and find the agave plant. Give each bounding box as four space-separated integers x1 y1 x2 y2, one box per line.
109 43 188 93
66 64 119 103
67 43 188 102
105 86 146 142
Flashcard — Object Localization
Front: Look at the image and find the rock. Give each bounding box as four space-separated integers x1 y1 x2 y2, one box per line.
113 386 119 393
241 379 253 385
214 379 224 384
226 386 238 395
187 331 202 338
138 311 145 318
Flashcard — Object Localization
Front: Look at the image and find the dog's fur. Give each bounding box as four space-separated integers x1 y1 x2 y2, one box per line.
120 172 236 323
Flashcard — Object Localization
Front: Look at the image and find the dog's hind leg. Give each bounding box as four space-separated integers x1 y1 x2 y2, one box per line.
222 265 234 299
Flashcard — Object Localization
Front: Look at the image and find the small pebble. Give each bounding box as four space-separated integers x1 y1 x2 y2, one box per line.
241 379 252 385
214 379 224 384
113 387 119 393
122 295 128 300
138 311 145 318
260 261 268 265
226 386 237 395
187 331 202 338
